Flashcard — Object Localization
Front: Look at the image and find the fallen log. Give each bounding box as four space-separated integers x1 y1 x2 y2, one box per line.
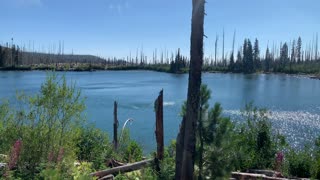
231 172 287 180
106 159 126 168
98 174 114 180
248 169 284 178
91 159 153 178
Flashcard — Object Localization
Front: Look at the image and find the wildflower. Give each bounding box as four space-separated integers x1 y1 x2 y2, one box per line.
57 148 64 163
275 151 284 172
48 151 55 163
8 140 22 170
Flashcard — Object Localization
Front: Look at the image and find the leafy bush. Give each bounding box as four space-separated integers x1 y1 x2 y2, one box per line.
158 140 176 180
234 103 286 171
0 73 86 178
71 161 95 180
285 147 312 178
76 125 113 170
123 141 143 163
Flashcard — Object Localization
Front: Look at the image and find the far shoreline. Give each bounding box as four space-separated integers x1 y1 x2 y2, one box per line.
0 64 319 80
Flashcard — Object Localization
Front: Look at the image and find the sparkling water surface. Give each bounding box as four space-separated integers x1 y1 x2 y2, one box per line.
0 71 319 152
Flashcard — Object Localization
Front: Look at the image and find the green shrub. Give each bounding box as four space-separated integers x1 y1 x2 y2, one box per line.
76 125 113 170
123 141 143 163
235 103 287 171
285 148 312 178
0 73 86 178
158 140 176 180
202 103 237 179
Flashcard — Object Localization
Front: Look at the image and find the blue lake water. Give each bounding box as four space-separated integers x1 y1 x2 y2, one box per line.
0 71 320 152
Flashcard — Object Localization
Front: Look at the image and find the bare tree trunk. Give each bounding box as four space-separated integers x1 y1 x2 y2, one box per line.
222 28 225 66
113 101 118 150
175 0 205 179
232 30 236 57
215 35 218 66
154 90 164 172
316 33 318 60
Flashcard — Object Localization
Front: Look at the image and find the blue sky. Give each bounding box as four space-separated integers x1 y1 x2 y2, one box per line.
0 0 319 59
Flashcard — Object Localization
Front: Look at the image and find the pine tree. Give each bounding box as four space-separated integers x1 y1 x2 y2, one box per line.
247 40 254 73
243 39 254 73
265 47 271 72
229 31 236 72
0 46 3 67
243 39 248 72
291 40 296 63
253 38 260 71
229 53 235 72
296 37 302 63
290 40 296 72
280 43 289 70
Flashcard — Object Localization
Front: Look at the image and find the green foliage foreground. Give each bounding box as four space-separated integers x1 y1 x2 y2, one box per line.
0 74 144 179
1 75 320 179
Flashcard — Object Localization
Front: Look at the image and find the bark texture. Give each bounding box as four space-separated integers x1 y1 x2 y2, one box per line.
154 90 164 172
175 0 205 179
113 101 118 150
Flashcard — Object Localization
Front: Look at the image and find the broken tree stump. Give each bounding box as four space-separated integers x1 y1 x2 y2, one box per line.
113 101 118 150
154 90 164 171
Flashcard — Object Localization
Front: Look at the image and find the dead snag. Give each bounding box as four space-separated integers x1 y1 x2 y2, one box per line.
113 101 118 150
175 0 205 179
154 90 164 171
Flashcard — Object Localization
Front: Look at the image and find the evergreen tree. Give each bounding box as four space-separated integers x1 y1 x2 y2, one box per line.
243 39 248 72
296 37 302 63
229 30 236 72
253 39 261 71
280 43 289 70
291 40 296 63
0 46 3 67
229 52 235 72
247 40 254 73
265 47 271 72
290 40 296 72
243 39 254 73
14 46 20 66
235 49 242 72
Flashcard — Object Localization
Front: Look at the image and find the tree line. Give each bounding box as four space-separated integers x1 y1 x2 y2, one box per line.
101 35 320 74
219 36 319 74
0 43 106 68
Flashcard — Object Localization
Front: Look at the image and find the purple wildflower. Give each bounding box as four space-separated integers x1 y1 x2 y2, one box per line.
57 148 64 163
275 151 284 172
48 151 54 163
8 140 22 170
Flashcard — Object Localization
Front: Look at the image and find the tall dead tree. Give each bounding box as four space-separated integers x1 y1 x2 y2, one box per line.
316 33 318 60
222 28 225 66
232 30 236 57
175 0 205 179
154 90 164 172
215 35 218 66
113 101 119 150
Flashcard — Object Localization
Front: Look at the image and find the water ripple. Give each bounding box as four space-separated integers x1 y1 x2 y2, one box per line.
224 109 320 148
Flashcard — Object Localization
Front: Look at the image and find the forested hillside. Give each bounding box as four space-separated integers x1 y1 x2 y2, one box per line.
0 44 106 67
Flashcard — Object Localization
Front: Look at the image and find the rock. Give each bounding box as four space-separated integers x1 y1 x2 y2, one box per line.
0 163 7 169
